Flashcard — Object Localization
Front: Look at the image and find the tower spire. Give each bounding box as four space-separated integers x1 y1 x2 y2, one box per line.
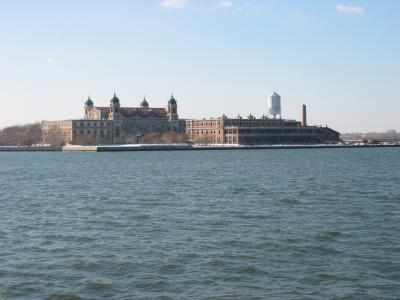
141 95 149 108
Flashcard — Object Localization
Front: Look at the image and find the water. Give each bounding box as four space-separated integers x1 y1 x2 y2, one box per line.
0 148 399 299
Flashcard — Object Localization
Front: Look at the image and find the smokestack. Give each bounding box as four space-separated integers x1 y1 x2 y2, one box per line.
302 104 307 127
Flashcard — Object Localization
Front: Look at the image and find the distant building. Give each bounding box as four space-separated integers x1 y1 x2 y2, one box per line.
41 94 185 145
42 91 339 146
186 94 339 145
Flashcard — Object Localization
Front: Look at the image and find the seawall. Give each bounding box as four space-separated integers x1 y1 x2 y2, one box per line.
0 146 62 152
62 144 400 152
1 144 398 152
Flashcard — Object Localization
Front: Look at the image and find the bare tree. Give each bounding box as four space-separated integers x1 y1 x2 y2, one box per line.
71 133 110 145
194 134 212 145
141 131 188 144
160 131 188 143
0 123 42 146
341 131 400 142
43 128 66 146
142 132 162 144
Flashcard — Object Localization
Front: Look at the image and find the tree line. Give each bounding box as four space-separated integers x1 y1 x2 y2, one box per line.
0 122 189 146
5 122 398 146
341 130 400 142
0 123 42 146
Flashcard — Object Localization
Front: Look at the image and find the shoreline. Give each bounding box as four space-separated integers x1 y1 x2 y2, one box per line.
2 144 399 152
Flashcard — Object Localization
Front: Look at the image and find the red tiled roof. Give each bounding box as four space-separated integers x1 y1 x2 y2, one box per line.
96 107 110 113
94 106 167 117
121 107 167 117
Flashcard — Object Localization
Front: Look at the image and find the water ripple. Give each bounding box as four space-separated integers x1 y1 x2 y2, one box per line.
0 148 399 299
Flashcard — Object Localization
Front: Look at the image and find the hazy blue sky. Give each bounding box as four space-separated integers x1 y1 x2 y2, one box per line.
0 0 399 132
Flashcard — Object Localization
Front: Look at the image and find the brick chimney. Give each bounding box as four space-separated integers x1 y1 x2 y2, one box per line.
302 104 307 127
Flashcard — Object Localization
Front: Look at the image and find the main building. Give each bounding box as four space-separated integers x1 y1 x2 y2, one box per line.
41 94 185 145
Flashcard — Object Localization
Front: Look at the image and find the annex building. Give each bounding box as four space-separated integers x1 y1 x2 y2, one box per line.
186 101 339 145
41 94 185 145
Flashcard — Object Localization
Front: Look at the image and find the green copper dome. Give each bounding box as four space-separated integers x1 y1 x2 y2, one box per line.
110 93 120 104
85 96 93 106
140 97 149 108
169 94 177 105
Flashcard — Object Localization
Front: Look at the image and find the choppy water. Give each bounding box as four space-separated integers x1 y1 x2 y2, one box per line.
0 148 399 299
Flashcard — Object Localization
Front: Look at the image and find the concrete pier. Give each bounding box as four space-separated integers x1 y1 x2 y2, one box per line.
61 144 400 152
1 144 398 152
0 146 62 152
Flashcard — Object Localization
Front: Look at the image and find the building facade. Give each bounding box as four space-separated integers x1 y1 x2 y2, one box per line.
186 103 339 145
42 92 340 146
41 94 185 145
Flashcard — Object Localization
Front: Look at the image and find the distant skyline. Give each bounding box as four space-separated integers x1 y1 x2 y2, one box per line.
0 0 399 132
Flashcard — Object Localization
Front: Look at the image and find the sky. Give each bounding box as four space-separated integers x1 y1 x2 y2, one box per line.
0 0 399 132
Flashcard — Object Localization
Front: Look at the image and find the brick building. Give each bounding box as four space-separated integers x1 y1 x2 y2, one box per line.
41 94 185 145
186 105 339 145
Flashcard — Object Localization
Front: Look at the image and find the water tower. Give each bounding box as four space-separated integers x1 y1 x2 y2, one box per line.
268 92 281 119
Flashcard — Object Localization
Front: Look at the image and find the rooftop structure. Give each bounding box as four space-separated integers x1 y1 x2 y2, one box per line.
268 92 281 119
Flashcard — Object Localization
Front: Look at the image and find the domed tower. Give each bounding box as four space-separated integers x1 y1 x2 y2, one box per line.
167 94 178 120
140 97 149 108
84 96 94 118
109 92 121 119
